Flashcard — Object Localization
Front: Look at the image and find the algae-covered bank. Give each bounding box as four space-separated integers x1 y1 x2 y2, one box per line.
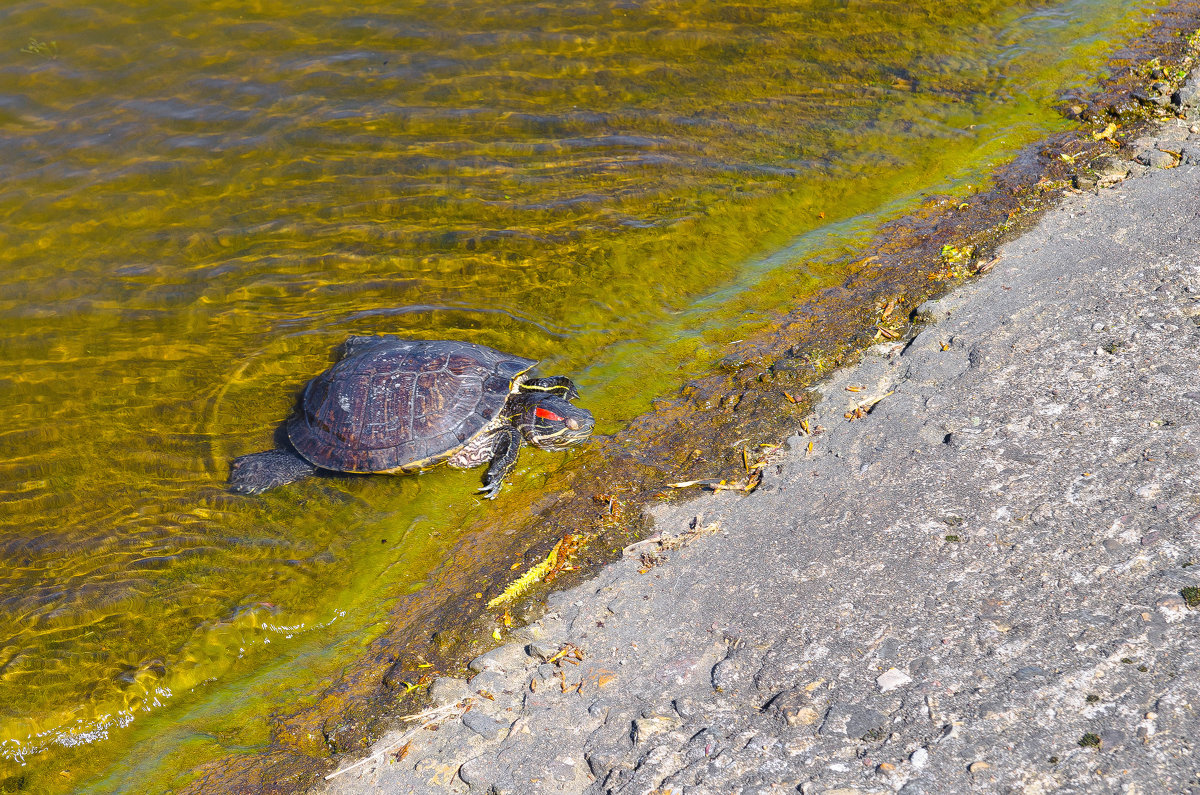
1 0 1198 792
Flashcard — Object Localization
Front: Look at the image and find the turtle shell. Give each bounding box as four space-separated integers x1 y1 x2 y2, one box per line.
287 337 536 473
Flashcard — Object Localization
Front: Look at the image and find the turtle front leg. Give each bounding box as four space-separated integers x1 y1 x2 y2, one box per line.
478 424 522 499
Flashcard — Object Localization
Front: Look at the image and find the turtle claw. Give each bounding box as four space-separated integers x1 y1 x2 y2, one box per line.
478 481 503 500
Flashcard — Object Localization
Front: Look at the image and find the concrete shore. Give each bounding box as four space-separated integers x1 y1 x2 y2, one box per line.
316 105 1200 793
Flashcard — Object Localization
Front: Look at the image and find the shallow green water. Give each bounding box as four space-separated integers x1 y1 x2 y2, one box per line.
0 0 1167 789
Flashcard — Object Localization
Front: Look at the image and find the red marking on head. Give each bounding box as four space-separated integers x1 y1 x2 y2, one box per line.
535 407 565 422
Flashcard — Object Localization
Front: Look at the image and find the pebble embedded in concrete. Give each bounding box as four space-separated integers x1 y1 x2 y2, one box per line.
876 668 912 692
462 711 510 741
467 641 532 674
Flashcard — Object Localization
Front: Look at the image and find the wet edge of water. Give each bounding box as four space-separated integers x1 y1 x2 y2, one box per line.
170 6 1200 792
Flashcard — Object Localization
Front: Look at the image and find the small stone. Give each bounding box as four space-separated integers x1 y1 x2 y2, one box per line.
876 667 913 692
1132 89 1170 107
463 710 510 740
1095 159 1129 185
877 637 901 659
459 756 503 788
632 715 679 744
1073 174 1096 191
767 688 820 726
1013 666 1050 682
683 728 720 764
820 704 885 739
792 706 821 726
1173 83 1200 108
468 641 533 674
711 654 751 692
428 676 469 707
910 747 929 769
1135 483 1162 499
526 640 561 661
969 761 991 773
1156 595 1187 623
671 697 702 720
467 670 505 696
1136 150 1177 169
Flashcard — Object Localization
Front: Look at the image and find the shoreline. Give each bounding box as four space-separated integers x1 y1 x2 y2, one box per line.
315 50 1200 795
318 101 1200 794
171 7 1200 792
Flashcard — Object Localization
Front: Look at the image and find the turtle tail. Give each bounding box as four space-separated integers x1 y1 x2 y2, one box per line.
228 448 317 494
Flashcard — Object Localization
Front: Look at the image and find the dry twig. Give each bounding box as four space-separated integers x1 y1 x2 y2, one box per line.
324 701 470 780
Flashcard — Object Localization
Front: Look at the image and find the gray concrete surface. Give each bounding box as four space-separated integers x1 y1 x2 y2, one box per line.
317 119 1200 794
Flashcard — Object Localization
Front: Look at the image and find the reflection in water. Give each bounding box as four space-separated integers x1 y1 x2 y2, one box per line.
0 0 1166 788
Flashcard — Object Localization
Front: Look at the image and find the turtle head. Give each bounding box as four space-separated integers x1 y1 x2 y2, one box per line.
519 376 580 402
517 395 594 450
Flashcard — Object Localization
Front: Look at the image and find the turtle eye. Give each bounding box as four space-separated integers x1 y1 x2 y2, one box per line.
535 407 565 422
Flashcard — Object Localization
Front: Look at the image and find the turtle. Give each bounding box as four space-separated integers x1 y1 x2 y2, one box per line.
228 336 594 497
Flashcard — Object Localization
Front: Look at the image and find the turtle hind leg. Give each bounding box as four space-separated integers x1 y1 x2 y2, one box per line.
229 449 317 494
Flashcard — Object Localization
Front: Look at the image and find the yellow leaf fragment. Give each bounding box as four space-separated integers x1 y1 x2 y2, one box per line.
487 537 568 609
394 741 412 762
